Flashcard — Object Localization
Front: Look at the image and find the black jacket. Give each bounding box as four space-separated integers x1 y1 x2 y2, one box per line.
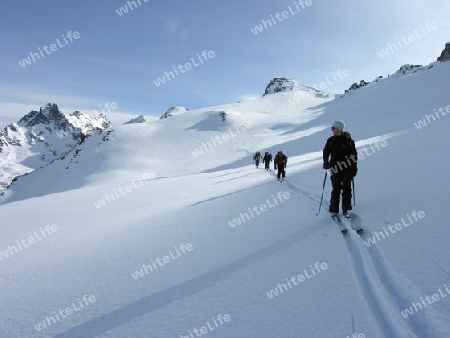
263 153 272 163
274 154 287 168
323 133 357 176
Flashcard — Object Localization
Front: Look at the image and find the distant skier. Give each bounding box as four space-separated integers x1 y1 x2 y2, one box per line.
253 151 261 168
263 152 272 170
274 151 287 181
322 120 358 217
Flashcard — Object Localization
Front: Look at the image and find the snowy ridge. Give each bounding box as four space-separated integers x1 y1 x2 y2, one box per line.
159 106 189 119
1 61 450 337
344 61 438 94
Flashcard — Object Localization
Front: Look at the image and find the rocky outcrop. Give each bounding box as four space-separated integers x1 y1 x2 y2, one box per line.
437 42 450 62
345 80 370 93
263 78 299 96
124 115 147 124
396 64 423 74
159 106 188 119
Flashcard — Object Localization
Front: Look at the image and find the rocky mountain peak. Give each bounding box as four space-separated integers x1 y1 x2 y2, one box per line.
263 78 300 96
0 104 112 189
437 42 450 62
18 103 65 128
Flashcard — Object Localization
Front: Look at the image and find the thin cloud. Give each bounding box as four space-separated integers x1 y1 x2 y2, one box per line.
0 86 100 108
163 17 189 36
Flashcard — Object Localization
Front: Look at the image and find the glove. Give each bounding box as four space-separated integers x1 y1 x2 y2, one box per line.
323 162 331 169
351 165 358 177
274 166 277 170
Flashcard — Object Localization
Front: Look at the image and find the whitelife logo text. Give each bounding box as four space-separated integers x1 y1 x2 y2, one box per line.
18 31 81 68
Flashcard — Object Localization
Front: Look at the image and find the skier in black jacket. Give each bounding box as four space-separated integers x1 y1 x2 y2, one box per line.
323 120 358 217
263 152 272 170
274 151 287 181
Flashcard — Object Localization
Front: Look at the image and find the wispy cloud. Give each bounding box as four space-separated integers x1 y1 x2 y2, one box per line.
163 17 189 36
0 85 101 108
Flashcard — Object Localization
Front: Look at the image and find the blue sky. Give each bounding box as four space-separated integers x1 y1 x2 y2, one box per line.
1 0 449 127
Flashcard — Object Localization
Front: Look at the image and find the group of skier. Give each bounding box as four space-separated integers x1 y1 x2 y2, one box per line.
252 120 357 218
253 150 288 181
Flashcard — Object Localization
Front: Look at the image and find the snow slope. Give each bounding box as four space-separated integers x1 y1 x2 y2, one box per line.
1 61 450 337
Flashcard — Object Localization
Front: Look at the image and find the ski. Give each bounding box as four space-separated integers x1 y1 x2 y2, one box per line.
342 214 363 234
330 214 348 234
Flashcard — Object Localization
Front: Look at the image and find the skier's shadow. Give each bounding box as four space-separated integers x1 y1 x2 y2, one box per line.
54 220 327 337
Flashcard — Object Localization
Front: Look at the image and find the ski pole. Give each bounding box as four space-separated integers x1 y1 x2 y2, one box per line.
317 171 328 215
352 178 356 206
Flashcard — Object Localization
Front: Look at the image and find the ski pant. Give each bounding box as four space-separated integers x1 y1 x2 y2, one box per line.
276 165 286 179
255 160 260 167
329 170 352 213
264 161 270 170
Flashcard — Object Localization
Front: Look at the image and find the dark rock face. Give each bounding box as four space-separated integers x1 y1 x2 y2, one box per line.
263 78 298 96
437 42 450 62
345 80 370 93
396 64 423 74
159 106 188 119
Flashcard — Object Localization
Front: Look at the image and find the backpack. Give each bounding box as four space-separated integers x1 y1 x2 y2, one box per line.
342 132 353 145
276 154 287 166
330 131 354 150
329 131 357 176
253 151 261 160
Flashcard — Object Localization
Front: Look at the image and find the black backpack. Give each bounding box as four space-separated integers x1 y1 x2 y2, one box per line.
330 131 354 150
343 131 353 145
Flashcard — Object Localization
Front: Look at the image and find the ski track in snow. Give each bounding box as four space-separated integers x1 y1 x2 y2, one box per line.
266 169 322 204
213 171 255 183
351 215 450 337
271 175 449 337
